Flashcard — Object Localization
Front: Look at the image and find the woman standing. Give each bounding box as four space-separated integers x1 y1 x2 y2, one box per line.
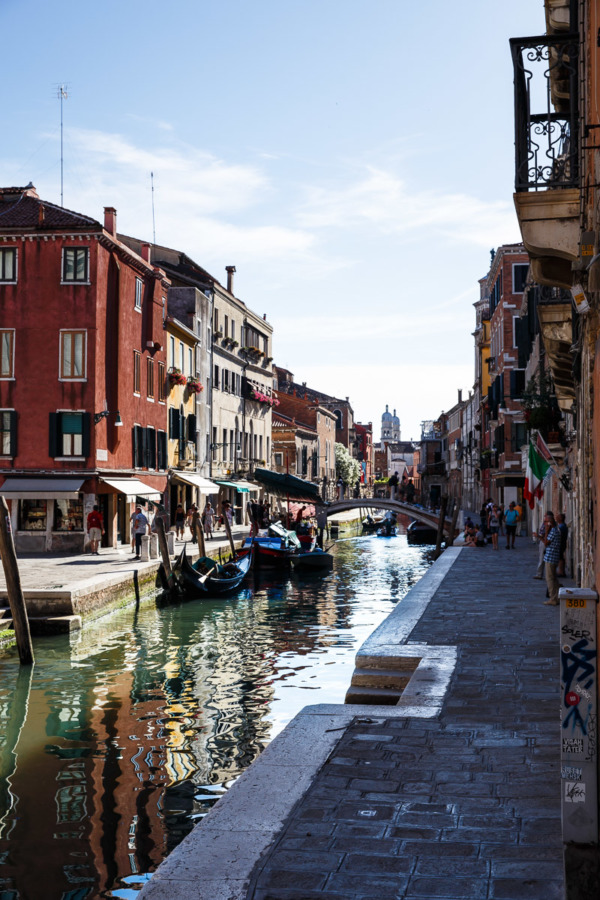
488 505 500 551
203 500 215 540
174 504 186 541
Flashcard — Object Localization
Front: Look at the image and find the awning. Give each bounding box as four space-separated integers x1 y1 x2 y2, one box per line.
215 480 251 494
252 468 321 502
234 480 260 493
0 477 85 499
100 477 162 502
172 473 218 495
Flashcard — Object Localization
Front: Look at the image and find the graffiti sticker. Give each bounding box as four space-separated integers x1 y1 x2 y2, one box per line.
561 766 583 781
564 782 586 803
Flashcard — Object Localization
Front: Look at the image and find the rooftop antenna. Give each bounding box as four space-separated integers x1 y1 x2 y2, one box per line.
56 84 69 206
151 171 156 246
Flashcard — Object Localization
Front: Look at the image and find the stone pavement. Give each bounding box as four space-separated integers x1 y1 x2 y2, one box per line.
244 536 566 900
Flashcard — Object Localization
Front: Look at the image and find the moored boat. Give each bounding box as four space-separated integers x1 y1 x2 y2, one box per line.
290 547 334 571
165 544 253 599
238 522 301 568
406 520 438 545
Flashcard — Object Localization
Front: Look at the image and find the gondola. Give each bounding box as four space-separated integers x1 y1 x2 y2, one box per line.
238 522 301 568
290 547 334 571
169 544 253 599
377 523 397 537
406 520 438 545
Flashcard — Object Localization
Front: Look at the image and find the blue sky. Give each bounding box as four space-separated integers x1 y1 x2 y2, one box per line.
1 0 544 439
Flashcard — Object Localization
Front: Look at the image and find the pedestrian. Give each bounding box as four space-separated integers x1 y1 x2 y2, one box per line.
504 501 518 549
488 505 500 550
174 504 186 540
497 505 505 537
543 511 561 606
202 500 215 540
515 502 524 536
86 504 104 556
337 477 344 500
388 471 399 501
557 513 569 576
223 500 233 528
533 517 546 579
315 505 328 549
130 505 149 560
190 505 200 543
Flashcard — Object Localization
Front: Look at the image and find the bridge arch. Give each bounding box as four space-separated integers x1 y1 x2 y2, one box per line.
324 498 451 532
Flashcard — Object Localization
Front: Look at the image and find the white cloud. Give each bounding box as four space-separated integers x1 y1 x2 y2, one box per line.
297 166 520 248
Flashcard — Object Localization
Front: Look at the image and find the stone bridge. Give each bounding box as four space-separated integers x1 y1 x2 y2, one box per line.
325 498 453 535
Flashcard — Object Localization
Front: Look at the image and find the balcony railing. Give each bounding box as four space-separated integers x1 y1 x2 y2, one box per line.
510 33 579 192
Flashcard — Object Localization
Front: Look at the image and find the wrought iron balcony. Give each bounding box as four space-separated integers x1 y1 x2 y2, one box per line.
510 33 579 192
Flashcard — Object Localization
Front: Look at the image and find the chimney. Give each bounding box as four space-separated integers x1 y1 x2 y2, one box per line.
104 207 117 237
38 203 45 226
225 265 236 293
458 389 463 404
141 243 152 263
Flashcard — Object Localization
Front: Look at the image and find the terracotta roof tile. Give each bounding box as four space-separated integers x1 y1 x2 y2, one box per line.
0 190 100 231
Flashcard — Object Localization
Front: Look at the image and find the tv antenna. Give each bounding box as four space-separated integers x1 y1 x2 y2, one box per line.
151 171 156 246
56 84 69 206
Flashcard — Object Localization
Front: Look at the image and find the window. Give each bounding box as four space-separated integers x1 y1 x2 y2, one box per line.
212 426 217 460
53 498 83 532
214 365 220 389
188 347 193 375
49 412 90 459
513 264 529 294
135 278 143 310
147 357 154 399
0 330 14 378
179 341 184 373
0 248 16 282
62 248 89 283
223 369 229 392
231 320 235 341
146 427 156 469
60 331 86 380
274 451 283 467
158 362 166 402
214 309 219 331
133 351 141 393
170 336 175 368
224 315 229 338
0 410 16 456
223 428 228 461
19 499 47 532
133 424 144 467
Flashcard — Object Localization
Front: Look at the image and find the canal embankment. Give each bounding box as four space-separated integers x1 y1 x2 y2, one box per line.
0 525 252 641
139 536 568 900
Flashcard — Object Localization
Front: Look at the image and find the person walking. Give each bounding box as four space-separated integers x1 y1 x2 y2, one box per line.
189 505 200 543
202 500 215 540
543 511 561 606
174 504 186 541
533 517 547 579
86 504 104 556
488 505 500 550
388 471 399 501
557 513 569 576
130 506 149 560
504 501 518 549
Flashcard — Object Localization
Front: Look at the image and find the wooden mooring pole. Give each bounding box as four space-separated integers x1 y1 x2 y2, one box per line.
155 517 175 596
0 496 34 665
448 499 461 547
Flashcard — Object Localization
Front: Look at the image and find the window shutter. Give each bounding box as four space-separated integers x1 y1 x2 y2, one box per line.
187 414 197 442
132 426 138 467
81 413 91 459
9 411 17 457
142 428 149 468
169 407 179 439
49 413 59 458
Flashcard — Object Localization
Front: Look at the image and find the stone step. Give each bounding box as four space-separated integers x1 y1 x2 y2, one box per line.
345 685 403 705
28 615 82 636
350 666 412 691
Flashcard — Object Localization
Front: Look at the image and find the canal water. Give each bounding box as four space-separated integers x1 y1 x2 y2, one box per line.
0 532 433 899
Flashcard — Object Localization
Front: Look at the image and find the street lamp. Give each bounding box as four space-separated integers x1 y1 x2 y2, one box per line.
94 409 123 426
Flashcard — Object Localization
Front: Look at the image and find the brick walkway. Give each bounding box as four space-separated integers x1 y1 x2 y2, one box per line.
246 538 565 900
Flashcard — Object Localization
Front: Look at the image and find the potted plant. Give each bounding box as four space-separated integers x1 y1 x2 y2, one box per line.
187 377 204 395
214 330 223 339
168 367 187 386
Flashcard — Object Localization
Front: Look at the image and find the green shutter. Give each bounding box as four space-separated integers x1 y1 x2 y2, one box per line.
81 413 90 458
49 413 59 458
8 410 17 457
187 414 197 442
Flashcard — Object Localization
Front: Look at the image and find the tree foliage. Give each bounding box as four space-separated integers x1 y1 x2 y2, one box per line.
335 442 360 486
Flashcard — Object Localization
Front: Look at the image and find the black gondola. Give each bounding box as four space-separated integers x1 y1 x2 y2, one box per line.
167 544 253 599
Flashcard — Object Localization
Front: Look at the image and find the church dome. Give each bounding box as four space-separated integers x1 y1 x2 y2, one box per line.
381 404 392 421
391 408 400 425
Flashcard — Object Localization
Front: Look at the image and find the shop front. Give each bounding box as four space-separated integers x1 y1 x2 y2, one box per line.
169 473 219 524
213 479 259 525
97 477 165 549
0 477 89 553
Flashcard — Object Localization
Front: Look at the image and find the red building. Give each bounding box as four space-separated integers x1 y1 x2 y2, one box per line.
0 185 169 552
355 422 373 493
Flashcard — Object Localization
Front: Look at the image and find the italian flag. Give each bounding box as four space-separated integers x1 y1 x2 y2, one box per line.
523 441 550 509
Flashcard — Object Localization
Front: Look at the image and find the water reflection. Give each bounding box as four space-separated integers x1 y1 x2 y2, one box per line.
0 534 433 899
